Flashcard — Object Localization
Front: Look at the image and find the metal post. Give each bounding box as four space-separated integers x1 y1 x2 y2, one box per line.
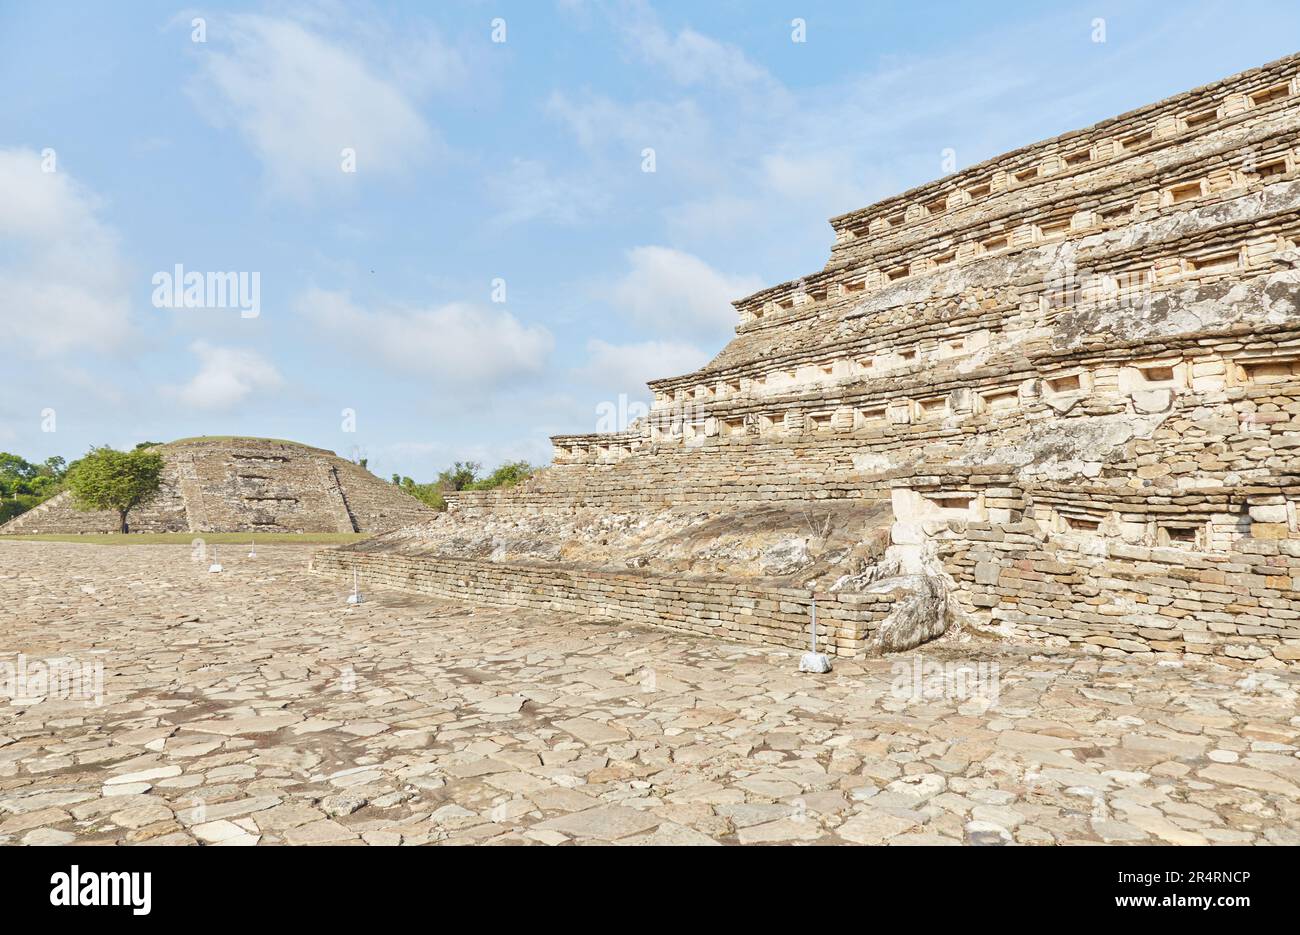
347 567 364 604
810 594 818 653
799 581 831 673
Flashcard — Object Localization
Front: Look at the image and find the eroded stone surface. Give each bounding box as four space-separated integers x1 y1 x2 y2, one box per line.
2 542 1298 846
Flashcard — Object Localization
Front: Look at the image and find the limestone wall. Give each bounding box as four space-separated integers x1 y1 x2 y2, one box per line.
311 547 892 656
937 520 1300 664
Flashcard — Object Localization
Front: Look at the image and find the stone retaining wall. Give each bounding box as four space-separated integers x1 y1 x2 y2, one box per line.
936 522 1300 665
311 548 893 656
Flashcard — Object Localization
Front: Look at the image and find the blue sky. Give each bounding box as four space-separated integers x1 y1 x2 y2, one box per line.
2 0 1297 481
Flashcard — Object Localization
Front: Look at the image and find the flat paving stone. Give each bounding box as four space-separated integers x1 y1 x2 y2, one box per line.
1 541 1298 846
534 805 661 840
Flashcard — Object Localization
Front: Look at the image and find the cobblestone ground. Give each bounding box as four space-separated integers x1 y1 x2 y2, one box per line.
2 542 1299 846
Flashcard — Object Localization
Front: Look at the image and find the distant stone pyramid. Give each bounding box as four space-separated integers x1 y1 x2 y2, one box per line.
1 437 435 534
316 53 1300 667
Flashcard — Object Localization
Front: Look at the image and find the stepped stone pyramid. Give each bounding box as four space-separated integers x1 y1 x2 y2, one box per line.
2 437 435 534
316 54 1300 666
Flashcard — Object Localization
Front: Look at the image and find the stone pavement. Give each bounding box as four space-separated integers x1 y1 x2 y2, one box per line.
1 542 1298 846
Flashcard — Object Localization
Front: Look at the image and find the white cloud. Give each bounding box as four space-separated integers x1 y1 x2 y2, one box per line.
759 152 872 213
172 341 283 410
382 26 472 99
188 14 439 196
546 92 712 160
547 10 1119 256
605 246 762 338
0 148 133 357
487 158 607 227
662 193 765 241
577 338 712 394
616 1 770 90
296 287 553 385
662 151 892 246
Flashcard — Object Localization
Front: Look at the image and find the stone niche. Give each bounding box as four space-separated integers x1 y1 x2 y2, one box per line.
886 399 915 425
683 421 710 447
916 395 949 420
1231 353 1300 386
1108 515 1240 551
1156 520 1209 550
1162 178 1207 207
977 386 1021 416
854 404 888 429
892 487 985 524
1121 357 1187 413
806 411 833 433
936 329 991 360
1182 247 1242 279
1046 507 1111 538
937 336 968 359
1042 371 1091 396
1037 371 1093 413
817 360 845 380
1120 358 1186 391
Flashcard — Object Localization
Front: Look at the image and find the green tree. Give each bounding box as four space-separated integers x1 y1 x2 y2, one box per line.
0 452 38 481
436 461 480 492
390 459 535 514
405 482 445 511
469 460 535 490
0 451 71 525
65 446 164 533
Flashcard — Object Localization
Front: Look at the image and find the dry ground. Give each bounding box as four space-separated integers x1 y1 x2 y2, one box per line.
1 541 1298 845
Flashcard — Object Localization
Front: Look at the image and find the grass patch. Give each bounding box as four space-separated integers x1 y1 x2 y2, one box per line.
0 532 369 546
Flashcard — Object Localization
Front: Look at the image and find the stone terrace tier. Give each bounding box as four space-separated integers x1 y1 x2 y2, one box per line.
318 54 1300 666
736 53 1300 325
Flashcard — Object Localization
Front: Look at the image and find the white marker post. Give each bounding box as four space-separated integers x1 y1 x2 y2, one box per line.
799 579 831 673
248 539 256 559
346 567 363 605
208 545 223 574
